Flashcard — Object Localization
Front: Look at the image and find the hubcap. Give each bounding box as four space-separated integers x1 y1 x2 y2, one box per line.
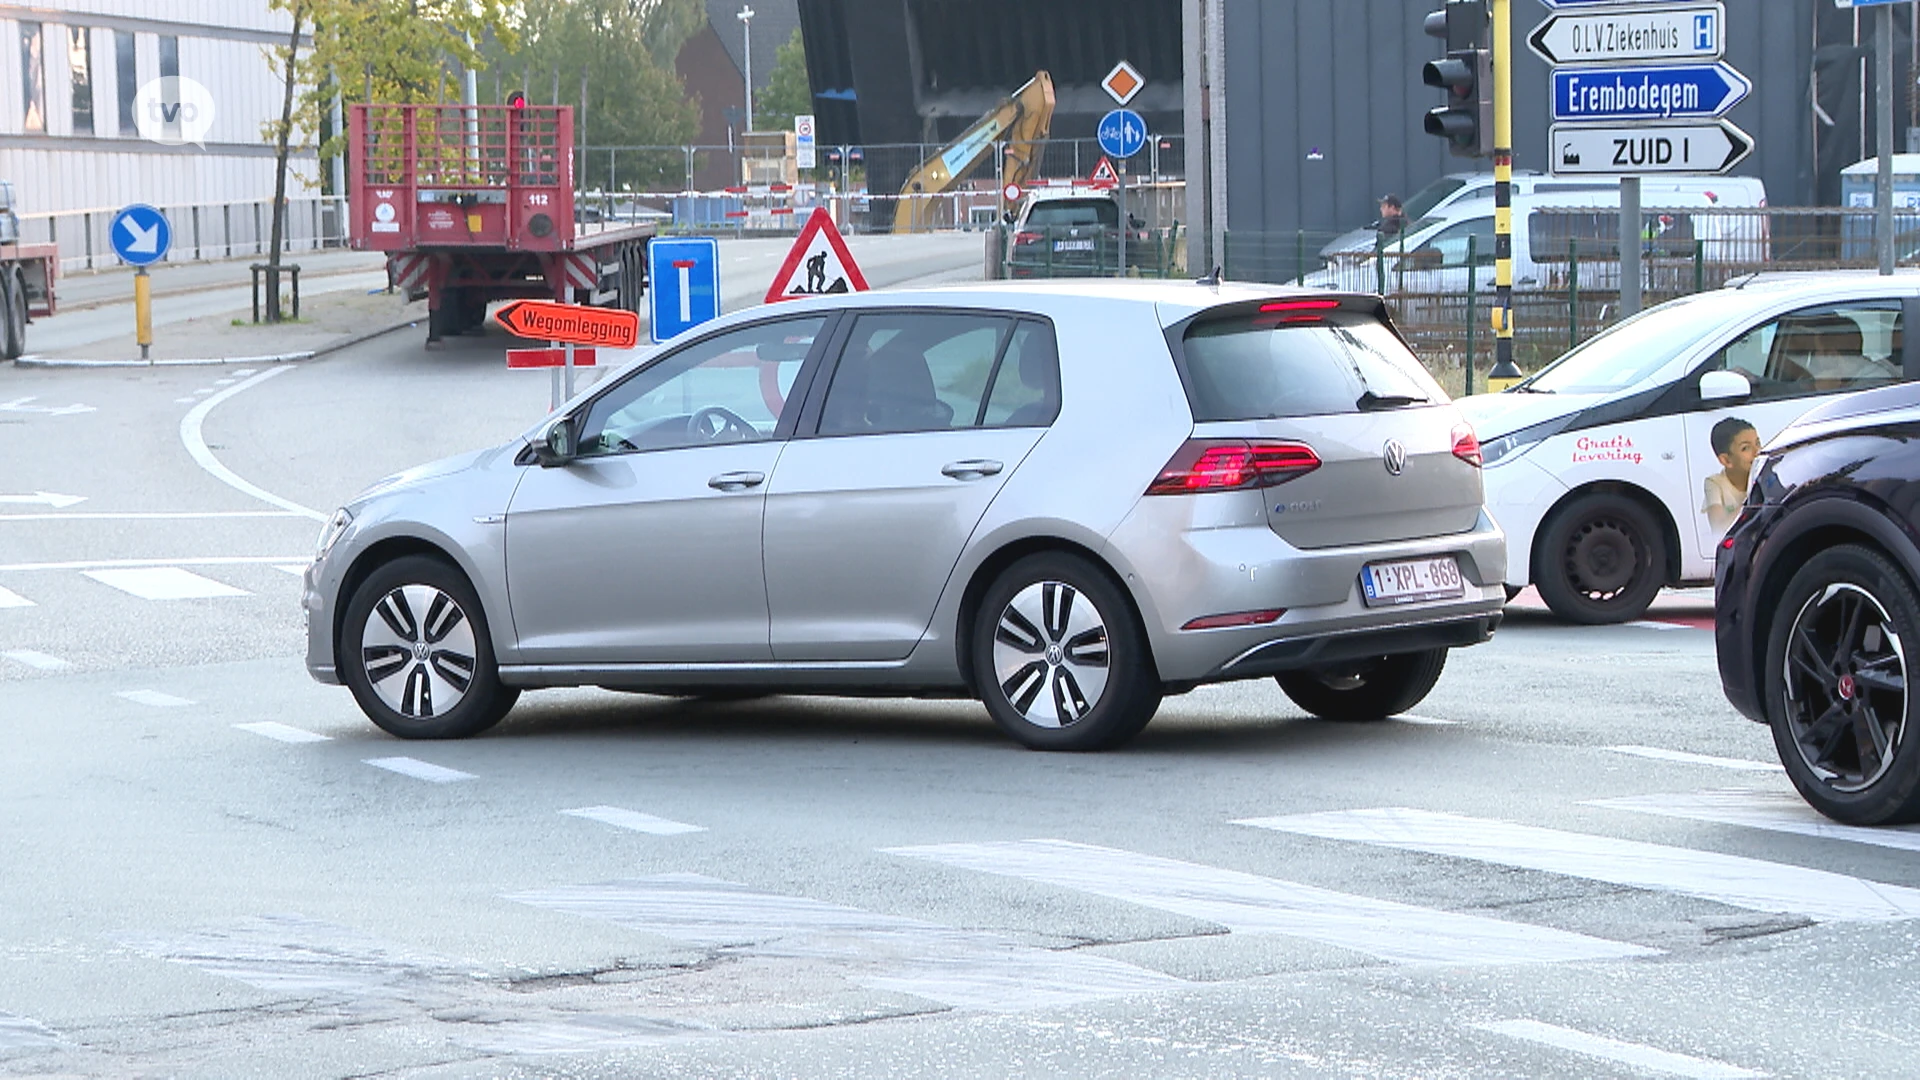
992 581 1111 728
1565 517 1642 599
360 584 478 719
1781 583 1908 793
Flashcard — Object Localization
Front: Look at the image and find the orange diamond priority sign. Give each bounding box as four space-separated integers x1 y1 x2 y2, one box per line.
494 299 639 349
1102 61 1144 107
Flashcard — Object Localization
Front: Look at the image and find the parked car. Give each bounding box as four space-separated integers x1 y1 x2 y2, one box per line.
303 282 1507 751
1004 188 1152 278
1456 272 1920 624
1716 380 1920 825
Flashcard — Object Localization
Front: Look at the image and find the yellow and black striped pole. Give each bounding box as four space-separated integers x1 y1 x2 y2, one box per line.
1484 0 1524 392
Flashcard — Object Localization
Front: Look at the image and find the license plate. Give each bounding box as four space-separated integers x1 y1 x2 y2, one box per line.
1054 239 1095 252
1360 556 1465 606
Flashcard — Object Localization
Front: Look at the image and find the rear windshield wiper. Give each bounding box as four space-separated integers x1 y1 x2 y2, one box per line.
1356 391 1429 411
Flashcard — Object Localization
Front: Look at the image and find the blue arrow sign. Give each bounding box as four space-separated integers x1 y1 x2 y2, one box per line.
1552 62 1750 123
648 236 720 344
1835 1 1908 8
110 204 171 267
1097 109 1147 160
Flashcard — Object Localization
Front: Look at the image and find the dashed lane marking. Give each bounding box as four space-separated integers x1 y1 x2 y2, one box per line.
0 1010 64 1050
1473 1019 1764 1079
115 689 194 708
274 564 307 576
235 721 331 743
0 555 307 572
1608 745 1783 773
2 650 70 670
82 567 249 600
364 756 476 783
1391 714 1459 726
561 806 706 836
0 584 32 608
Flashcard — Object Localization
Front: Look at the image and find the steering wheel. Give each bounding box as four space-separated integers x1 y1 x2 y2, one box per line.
689 405 758 443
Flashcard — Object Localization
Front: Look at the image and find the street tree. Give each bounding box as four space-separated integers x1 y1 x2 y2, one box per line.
756 28 813 135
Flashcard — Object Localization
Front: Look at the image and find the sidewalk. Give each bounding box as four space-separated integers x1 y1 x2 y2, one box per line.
18 285 422 366
56 249 388 311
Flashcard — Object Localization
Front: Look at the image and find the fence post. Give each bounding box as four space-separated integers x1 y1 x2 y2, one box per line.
1296 230 1306 286
192 206 202 259
223 204 232 259
254 203 263 255
1568 237 1579 353
1221 231 1230 279
1694 239 1705 294
1465 233 1477 397
82 212 93 270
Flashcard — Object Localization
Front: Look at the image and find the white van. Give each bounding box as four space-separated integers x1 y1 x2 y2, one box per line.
1308 177 1769 295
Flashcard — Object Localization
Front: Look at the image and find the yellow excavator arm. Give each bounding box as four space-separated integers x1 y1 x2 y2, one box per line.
892 71 1055 234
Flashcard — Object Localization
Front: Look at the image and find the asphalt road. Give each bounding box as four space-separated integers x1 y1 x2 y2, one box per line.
3 252 1917 1079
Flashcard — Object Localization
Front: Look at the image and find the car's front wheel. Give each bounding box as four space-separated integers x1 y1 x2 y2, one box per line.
340 555 518 739
1535 492 1665 624
1276 648 1448 720
1764 545 1920 825
972 553 1161 751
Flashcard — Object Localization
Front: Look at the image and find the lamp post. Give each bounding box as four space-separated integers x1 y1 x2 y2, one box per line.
737 6 755 134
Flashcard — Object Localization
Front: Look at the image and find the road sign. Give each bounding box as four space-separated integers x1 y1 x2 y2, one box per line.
1552 62 1749 123
1003 182 1023 203
1550 119 1754 175
494 299 640 349
1088 157 1119 188
1528 4 1724 65
1538 0 1687 7
795 114 817 170
649 236 721 344
1101 60 1145 106
1097 109 1147 159
506 347 598 369
766 208 868 304
110 204 170 267
1835 1 1909 8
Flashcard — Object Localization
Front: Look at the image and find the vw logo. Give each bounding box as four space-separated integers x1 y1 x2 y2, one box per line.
1383 440 1408 476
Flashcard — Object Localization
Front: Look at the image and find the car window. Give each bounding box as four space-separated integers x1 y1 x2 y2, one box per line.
980 321 1061 427
1406 217 1495 268
576 316 826 455
820 312 1040 436
1024 200 1117 229
1179 313 1445 421
1705 302 1903 401
1401 176 1469 220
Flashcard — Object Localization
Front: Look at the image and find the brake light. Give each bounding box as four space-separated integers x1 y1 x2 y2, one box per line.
1259 300 1341 313
1146 439 1321 495
1451 424 1482 468
1014 231 1041 246
1182 609 1287 631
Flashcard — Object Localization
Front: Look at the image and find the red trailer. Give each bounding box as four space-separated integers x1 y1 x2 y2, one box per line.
0 238 56 361
347 103 653 344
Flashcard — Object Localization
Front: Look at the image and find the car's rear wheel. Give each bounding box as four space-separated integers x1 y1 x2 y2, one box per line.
1276 648 1448 720
1535 493 1664 624
1764 545 1920 825
972 553 1161 751
340 555 518 739
1 270 26 361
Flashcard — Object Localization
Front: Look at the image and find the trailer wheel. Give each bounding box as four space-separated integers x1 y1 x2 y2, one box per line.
0 269 25 361
429 288 466 341
458 289 488 333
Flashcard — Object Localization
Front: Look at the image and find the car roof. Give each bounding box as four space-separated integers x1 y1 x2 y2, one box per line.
736 279 1387 329
1023 188 1118 203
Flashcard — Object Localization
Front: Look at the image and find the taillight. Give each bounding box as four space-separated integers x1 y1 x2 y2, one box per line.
1183 609 1287 631
1451 424 1482 468
1145 439 1321 495
1014 231 1041 246
1259 300 1341 314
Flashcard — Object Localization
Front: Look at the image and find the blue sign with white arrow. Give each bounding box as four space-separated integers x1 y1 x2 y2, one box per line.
648 236 720 344
110 204 171 267
1552 62 1751 124
1097 109 1147 160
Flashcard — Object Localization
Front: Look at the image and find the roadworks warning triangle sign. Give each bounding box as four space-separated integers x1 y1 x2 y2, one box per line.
1088 156 1119 188
766 208 869 304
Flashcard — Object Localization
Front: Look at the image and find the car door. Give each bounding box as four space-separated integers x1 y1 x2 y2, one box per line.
1682 299 1908 563
504 314 830 664
762 312 1058 661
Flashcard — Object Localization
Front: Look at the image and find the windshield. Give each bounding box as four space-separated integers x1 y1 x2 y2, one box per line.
1180 314 1444 421
1402 176 1472 221
1521 293 1739 395
1026 200 1118 228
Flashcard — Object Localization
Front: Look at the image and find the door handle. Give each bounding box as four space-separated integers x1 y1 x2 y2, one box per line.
941 459 1004 480
707 471 766 492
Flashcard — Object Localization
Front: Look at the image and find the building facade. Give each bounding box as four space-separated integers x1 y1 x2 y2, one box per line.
0 1 317 216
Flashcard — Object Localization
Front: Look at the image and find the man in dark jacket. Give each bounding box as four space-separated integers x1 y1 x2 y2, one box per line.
1374 194 1407 245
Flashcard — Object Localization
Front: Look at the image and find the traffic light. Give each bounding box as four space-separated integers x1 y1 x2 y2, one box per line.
1422 1 1492 158
506 90 527 109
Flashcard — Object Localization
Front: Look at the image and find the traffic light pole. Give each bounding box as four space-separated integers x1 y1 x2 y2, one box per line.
1485 0 1522 391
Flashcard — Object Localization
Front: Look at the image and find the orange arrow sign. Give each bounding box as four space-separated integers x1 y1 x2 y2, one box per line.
494 299 640 349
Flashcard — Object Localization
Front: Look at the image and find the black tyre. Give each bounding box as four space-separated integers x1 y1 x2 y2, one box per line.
428 288 466 340
1535 493 1665 624
1763 545 1920 825
971 553 1162 751
1 270 25 360
457 289 489 333
340 555 518 739
1276 648 1448 720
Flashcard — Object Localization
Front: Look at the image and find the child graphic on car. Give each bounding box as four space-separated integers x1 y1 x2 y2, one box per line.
1702 416 1760 534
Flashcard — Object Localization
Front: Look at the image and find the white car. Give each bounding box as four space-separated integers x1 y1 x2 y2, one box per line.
1456 272 1920 623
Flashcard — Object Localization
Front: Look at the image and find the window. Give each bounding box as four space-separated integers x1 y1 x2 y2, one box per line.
1179 313 1444 422
1707 303 1903 401
1024 199 1117 229
1402 217 1495 270
114 31 135 135
20 22 45 134
576 317 826 456
158 35 177 79
67 26 92 136
819 312 1055 436
1400 176 1468 221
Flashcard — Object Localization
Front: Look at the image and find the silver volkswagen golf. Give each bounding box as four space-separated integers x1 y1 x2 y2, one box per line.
305 281 1506 750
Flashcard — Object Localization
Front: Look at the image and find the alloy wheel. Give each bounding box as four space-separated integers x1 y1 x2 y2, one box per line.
359 584 478 719
992 581 1111 728
1781 582 1909 792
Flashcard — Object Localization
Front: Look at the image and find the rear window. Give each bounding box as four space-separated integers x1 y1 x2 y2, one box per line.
1025 199 1118 229
1178 312 1446 421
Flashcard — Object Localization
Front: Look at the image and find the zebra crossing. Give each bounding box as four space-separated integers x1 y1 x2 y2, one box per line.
0 560 305 611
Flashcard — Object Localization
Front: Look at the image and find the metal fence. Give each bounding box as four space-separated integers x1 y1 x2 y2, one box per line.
16 196 348 275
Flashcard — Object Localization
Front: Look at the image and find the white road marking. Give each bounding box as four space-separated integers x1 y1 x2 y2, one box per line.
274 564 307 576
508 874 1184 1012
0 584 33 608
215 377 237 385
1474 1019 1764 1079
115 689 194 708
0 510 303 522
364 756 476 783
231 369 257 377
83 567 249 600
236 721 331 743
179 366 327 522
0 555 308 573
887 839 1652 966
1392 713 1459 726
561 806 706 835
1625 620 1698 632
193 388 215 396
1609 745 1784 772
1592 789 1920 854
1240 807 1920 923
3 650 70 670
0 1010 63 1050
0 491 85 508
123 913 464 1005
174 397 196 404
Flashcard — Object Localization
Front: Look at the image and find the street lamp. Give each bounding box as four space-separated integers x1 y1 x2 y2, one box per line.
737 5 755 134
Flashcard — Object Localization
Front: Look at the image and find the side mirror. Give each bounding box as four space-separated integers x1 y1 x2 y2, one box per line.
1700 370 1752 402
533 416 578 467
